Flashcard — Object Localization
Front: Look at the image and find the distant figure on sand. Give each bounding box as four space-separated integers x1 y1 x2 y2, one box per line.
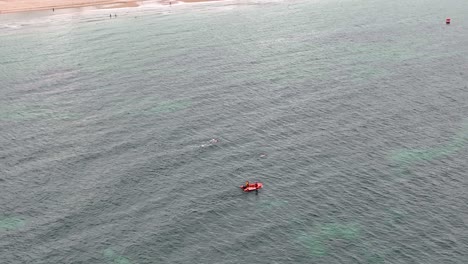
53 8 54 12
110 14 112 18
114 14 117 18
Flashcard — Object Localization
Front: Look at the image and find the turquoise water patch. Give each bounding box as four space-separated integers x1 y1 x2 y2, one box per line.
296 222 389 262
297 223 360 257
113 99 192 117
257 199 289 211
297 234 328 256
390 124 468 164
103 249 131 264
0 217 25 231
0 105 80 121
320 223 360 240
384 209 407 225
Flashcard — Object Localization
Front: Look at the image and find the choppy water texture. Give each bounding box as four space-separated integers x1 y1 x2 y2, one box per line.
1 0 468 263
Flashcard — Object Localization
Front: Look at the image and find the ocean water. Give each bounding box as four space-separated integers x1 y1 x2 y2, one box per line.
1 0 468 263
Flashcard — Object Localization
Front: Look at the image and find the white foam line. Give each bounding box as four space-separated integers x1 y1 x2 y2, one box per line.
0 0 296 31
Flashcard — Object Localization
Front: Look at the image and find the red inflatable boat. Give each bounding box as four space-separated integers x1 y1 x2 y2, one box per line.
240 182 263 192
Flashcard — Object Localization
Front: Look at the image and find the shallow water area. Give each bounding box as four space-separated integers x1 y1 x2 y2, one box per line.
1 0 468 263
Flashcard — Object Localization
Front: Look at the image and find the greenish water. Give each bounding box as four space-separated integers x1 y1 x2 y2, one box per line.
1 0 468 263
0 217 25 231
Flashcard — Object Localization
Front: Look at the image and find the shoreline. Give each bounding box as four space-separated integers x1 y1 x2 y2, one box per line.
0 0 219 15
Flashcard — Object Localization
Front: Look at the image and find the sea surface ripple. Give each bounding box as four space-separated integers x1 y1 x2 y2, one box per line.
1 0 468 263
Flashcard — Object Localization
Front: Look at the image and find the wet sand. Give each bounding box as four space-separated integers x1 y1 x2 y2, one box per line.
0 0 138 14
0 0 219 14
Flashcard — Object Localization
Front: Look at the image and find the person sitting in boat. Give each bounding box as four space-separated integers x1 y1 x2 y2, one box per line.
244 181 250 189
255 182 258 189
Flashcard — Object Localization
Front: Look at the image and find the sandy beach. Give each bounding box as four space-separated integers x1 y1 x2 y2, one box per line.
0 0 217 14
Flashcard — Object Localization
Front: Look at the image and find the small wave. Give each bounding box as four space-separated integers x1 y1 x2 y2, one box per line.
0 24 22 29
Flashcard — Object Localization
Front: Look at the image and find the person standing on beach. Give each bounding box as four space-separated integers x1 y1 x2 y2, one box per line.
53 8 54 12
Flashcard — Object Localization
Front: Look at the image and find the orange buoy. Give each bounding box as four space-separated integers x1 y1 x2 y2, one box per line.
446 18 451 24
